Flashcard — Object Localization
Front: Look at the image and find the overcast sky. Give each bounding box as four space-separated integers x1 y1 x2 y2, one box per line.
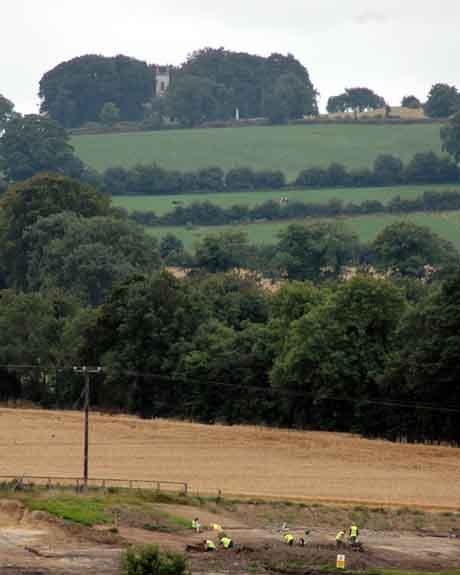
3 0 459 113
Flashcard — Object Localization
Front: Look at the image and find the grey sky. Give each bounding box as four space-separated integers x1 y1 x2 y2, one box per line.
2 0 460 113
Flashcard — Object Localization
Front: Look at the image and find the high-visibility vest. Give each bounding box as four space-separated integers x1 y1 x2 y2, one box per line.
284 533 294 544
350 525 358 537
192 520 198 529
220 536 232 549
206 540 216 550
336 530 345 541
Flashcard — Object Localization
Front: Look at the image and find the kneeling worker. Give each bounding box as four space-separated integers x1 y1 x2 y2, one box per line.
284 532 294 546
220 535 233 549
204 539 216 552
336 529 346 548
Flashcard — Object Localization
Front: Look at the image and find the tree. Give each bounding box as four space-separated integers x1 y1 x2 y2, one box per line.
194 273 269 330
405 151 458 183
23 214 160 306
327 88 385 115
166 74 232 127
84 271 207 416
401 95 421 109
371 221 459 277
195 230 251 272
160 233 184 259
180 48 317 119
441 111 460 162
327 94 350 114
424 83 460 118
381 273 460 444
373 154 404 185
345 87 385 112
0 94 16 132
0 114 84 182
99 102 120 125
0 173 110 287
39 54 154 127
0 289 82 402
265 73 316 124
271 276 406 430
275 222 359 281
179 319 276 424
225 167 255 190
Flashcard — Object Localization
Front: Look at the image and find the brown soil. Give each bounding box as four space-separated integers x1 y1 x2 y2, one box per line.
0 497 459 575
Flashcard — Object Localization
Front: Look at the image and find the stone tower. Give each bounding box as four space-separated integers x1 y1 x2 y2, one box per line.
155 66 170 97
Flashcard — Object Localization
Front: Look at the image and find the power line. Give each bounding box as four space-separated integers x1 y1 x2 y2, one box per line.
1 363 459 415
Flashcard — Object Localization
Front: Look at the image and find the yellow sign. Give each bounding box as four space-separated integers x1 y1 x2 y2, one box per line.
336 554 346 569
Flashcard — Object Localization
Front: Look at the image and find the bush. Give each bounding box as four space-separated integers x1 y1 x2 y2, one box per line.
121 545 189 575
196 166 224 190
373 154 404 185
253 170 286 189
225 167 256 190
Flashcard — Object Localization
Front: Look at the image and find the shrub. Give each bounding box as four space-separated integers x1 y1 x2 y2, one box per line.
225 167 256 190
196 166 224 190
121 544 189 575
253 170 286 189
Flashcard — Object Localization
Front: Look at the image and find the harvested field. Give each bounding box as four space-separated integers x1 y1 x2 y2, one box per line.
1 409 459 509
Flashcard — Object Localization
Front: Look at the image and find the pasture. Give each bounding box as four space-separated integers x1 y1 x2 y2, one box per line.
72 123 444 179
146 211 460 250
112 184 460 215
1 408 459 508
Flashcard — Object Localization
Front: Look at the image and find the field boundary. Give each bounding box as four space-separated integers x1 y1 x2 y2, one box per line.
0 474 188 494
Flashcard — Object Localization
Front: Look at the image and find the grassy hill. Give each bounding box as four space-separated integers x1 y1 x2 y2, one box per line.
72 123 444 179
145 211 460 251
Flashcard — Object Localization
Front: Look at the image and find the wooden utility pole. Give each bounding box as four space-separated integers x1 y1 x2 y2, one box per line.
83 370 90 487
73 366 102 489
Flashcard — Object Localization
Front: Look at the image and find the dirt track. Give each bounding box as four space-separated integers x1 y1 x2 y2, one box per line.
1 408 460 509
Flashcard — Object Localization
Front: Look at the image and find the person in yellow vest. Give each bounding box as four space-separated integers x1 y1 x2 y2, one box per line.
348 524 359 544
204 539 216 552
336 529 346 548
284 532 294 546
192 517 201 533
211 523 223 532
220 535 233 549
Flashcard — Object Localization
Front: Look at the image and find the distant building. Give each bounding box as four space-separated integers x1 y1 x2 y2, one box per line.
155 66 171 97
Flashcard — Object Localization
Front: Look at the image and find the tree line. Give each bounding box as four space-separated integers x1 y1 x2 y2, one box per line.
0 172 459 444
128 188 460 228
101 151 459 197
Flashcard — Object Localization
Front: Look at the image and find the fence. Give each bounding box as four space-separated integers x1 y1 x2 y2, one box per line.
0 474 188 494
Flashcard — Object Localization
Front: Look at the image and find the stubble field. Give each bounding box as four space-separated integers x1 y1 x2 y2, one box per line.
1 409 459 509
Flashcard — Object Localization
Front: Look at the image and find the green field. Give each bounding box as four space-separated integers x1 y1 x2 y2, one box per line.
112 184 460 215
146 211 460 251
73 123 444 179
